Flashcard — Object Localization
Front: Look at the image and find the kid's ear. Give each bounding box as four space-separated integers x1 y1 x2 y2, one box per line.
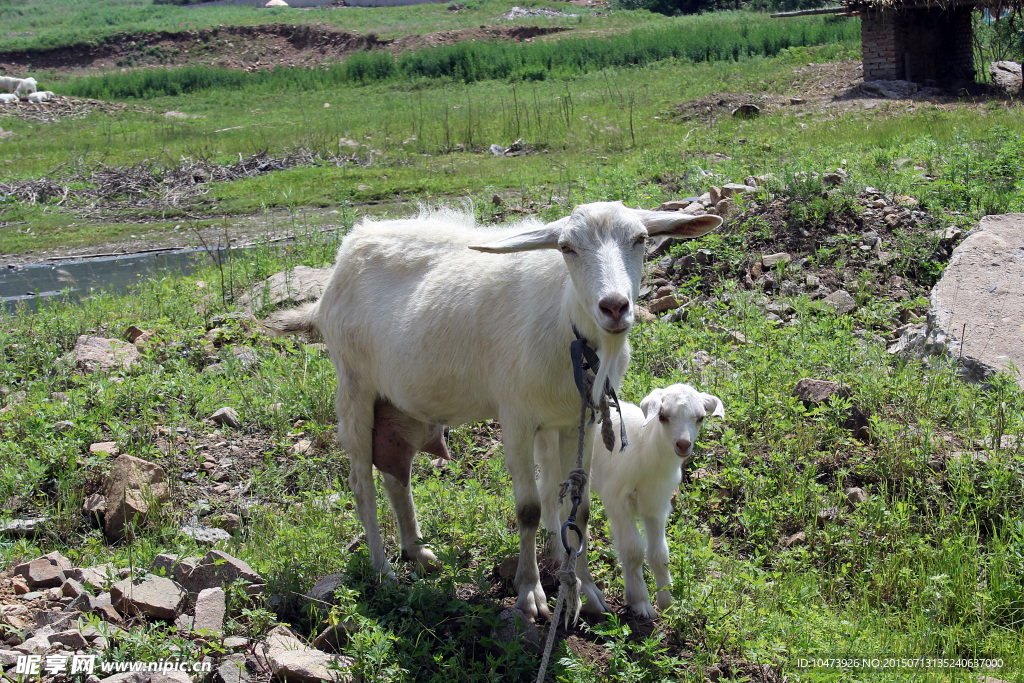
702 393 725 419
640 389 665 426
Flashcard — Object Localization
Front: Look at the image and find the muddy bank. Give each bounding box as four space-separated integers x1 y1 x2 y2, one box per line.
0 22 571 74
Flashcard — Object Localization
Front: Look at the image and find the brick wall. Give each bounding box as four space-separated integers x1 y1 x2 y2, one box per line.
861 6 975 83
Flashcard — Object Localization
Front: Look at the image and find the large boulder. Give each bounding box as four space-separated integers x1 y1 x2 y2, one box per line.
927 214 1024 386
63 335 140 374
989 61 1022 96
102 455 170 540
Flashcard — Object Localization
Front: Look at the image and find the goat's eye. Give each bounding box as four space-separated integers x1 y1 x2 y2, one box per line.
659 413 669 423
696 417 705 424
634 236 646 246
560 245 575 255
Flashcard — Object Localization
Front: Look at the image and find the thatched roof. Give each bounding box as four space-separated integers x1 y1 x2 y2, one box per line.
844 0 1022 10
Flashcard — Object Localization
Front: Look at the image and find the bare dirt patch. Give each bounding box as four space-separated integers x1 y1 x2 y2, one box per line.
671 59 1013 124
0 22 571 75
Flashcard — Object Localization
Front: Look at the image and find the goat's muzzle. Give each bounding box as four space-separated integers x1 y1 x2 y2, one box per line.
675 439 692 458
598 294 631 334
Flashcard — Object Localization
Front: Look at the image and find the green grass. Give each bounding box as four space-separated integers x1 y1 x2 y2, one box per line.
1 215 1022 679
56 12 859 98
2 13 1024 677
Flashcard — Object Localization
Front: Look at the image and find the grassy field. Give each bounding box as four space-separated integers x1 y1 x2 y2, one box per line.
2 3 1024 681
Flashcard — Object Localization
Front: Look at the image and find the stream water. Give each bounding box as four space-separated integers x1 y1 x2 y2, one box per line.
0 249 224 314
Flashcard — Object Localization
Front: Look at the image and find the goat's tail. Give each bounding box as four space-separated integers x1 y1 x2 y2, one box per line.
260 301 320 337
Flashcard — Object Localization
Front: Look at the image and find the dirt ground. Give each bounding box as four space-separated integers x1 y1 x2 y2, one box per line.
0 22 570 75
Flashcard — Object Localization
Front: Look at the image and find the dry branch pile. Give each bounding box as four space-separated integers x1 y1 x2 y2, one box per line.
0 148 363 218
0 95 148 124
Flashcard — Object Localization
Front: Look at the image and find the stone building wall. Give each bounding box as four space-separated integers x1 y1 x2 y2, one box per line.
861 6 975 83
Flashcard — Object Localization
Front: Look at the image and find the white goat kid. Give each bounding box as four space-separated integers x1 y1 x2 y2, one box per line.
0 93 18 104
591 384 724 618
265 203 721 620
27 90 53 103
14 77 37 97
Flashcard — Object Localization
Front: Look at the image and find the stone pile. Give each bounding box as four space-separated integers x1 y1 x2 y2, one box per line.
2 549 354 682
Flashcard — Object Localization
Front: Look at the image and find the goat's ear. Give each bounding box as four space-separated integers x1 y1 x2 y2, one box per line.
636 210 723 239
468 218 568 253
640 390 665 426
702 393 725 419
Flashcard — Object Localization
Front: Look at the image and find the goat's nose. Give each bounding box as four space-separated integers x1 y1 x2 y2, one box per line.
599 295 630 325
675 438 692 456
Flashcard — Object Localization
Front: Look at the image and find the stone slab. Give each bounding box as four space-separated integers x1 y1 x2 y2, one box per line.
928 213 1024 386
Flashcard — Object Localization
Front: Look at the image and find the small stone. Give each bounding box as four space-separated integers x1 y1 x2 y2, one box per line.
210 407 242 429
714 197 736 217
83 493 106 519
845 487 867 506
289 439 312 455
192 587 226 635
493 607 542 654
179 521 232 544
54 420 75 432
649 296 680 314
90 442 119 455
0 517 46 537
783 532 807 548
62 578 87 599
110 574 187 620
822 172 844 186
12 576 30 594
14 551 72 588
761 252 792 268
216 513 242 534
103 454 170 540
824 289 857 314
306 574 348 605
732 103 760 119
49 630 89 650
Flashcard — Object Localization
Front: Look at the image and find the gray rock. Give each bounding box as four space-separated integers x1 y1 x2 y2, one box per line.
103 454 170 540
493 607 542 654
210 407 242 429
62 335 141 374
649 295 680 314
761 252 791 268
858 80 919 99
110 575 187 620
214 655 252 683
927 214 1024 387
14 633 51 655
239 266 332 312
792 378 871 442
179 521 232 544
989 61 1022 95
192 587 226 635
256 625 354 683
49 629 89 650
83 493 107 521
62 578 87 599
783 532 806 548
845 487 868 506
1 517 47 537
14 551 72 588
161 550 265 598
306 573 348 605
0 649 20 667
824 289 857 314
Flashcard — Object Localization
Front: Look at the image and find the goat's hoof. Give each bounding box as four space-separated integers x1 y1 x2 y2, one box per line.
629 602 658 620
580 584 609 614
516 585 551 622
406 547 440 574
655 591 673 611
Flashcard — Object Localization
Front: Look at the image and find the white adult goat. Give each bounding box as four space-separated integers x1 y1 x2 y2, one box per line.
0 76 22 93
590 383 724 619
0 93 18 104
265 202 721 619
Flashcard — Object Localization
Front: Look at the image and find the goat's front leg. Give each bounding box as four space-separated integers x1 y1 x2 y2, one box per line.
643 513 672 612
381 472 439 573
503 420 549 621
338 388 395 580
608 504 656 619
